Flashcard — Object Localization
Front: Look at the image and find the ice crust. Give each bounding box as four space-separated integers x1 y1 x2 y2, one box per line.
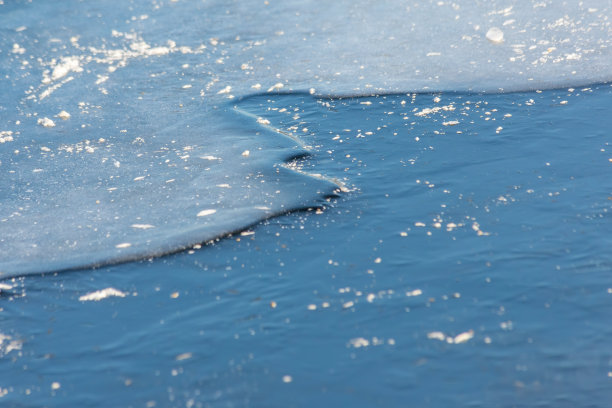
0 0 610 276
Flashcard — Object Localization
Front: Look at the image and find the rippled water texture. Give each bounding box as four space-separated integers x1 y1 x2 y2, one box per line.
2 86 611 407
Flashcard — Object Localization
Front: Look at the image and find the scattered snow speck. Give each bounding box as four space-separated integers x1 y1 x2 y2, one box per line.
0 333 22 356
175 352 193 361
486 27 504 44
131 224 155 229
0 131 14 143
57 110 71 120
349 337 370 348
51 56 83 81
427 331 447 341
12 43 26 54
217 85 232 94
37 117 56 128
406 289 423 297
79 287 127 301
267 82 284 92
197 209 217 217
427 330 474 344
453 330 475 344
342 300 354 309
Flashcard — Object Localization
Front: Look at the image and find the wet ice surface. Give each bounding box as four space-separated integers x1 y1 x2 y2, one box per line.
0 92 337 275
2 86 611 406
1 0 612 406
1 0 611 274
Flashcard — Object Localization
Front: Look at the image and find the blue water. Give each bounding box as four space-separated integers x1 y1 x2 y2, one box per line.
2 86 611 407
1 1 612 406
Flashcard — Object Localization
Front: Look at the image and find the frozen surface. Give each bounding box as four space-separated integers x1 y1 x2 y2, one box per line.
1 0 610 274
0 98 338 275
0 86 610 407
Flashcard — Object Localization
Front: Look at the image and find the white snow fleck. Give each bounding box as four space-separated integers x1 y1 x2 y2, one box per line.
79 287 127 301
0 333 22 356
267 82 284 92
349 337 370 348
427 331 447 341
37 117 56 128
131 224 155 229
11 43 25 54
57 110 71 120
175 352 193 361
406 289 423 297
95 75 109 85
0 131 14 143
427 330 474 344
51 56 83 81
486 27 504 44
217 85 232 94
197 209 217 217
453 330 475 344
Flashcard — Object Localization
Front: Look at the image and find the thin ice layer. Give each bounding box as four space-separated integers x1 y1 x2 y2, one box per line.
217 0 612 94
1 1 610 102
0 103 338 276
0 0 610 275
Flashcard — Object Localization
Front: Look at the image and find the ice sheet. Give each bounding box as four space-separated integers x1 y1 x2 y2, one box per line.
0 0 610 275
